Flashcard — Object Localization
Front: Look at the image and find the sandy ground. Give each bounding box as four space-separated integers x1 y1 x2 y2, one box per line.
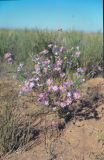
0 76 104 160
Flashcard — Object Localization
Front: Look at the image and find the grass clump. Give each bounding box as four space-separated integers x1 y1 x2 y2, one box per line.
0 103 39 156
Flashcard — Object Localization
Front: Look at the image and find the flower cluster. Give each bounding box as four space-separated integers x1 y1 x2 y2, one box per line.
38 92 49 106
19 43 85 112
19 77 39 95
4 52 14 64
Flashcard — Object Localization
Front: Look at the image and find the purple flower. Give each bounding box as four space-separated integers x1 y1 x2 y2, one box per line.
43 60 50 65
38 92 49 106
67 91 72 97
51 85 59 92
33 77 39 82
63 80 73 88
19 77 38 95
77 67 85 73
29 82 35 89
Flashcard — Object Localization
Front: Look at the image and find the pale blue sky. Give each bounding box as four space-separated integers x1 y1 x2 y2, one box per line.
0 0 103 32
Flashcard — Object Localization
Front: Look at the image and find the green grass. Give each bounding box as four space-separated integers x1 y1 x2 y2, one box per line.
0 29 103 69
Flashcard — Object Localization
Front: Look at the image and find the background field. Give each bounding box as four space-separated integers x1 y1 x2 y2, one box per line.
0 29 103 68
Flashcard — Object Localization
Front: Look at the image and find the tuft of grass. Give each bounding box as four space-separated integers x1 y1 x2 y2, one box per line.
0 96 39 156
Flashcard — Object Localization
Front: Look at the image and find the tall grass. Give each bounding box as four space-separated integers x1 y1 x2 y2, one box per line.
0 29 103 68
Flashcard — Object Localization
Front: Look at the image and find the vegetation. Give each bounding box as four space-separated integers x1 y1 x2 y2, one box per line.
0 29 103 160
0 29 103 67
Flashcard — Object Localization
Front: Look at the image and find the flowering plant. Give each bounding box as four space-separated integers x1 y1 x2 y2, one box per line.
19 43 86 116
4 52 14 64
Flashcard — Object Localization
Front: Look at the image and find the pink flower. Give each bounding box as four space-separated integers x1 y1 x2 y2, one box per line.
29 82 35 89
72 89 81 100
59 85 67 93
60 102 67 108
35 64 40 74
44 60 50 65
52 107 57 112
4 52 12 60
7 57 13 63
75 51 80 57
19 86 32 95
66 98 72 105
56 59 63 66
60 73 65 78
19 77 37 95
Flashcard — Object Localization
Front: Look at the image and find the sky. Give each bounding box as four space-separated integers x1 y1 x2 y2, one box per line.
0 0 103 32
